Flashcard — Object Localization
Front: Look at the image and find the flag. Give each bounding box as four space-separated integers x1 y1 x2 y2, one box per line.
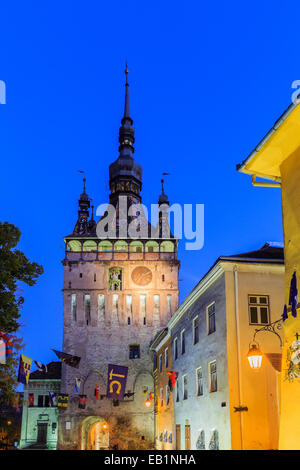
282 304 288 321
107 364 128 400
167 371 179 391
52 349 81 368
49 392 57 407
57 393 69 408
0 339 6 364
94 384 100 400
0 331 14 357
73 377 81 394
79 395 87 409
289 271 298 318
28 393 34 407
34 361 48 374
17 354 32 385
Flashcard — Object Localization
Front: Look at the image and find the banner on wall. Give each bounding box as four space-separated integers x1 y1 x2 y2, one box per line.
106 364 128 400
17 354 32 385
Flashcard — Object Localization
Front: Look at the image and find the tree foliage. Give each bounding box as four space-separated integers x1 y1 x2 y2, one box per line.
0 221 43 332
0 221 43 409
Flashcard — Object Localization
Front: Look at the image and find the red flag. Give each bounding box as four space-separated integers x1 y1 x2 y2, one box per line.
167 371 179 391
94 384 100 400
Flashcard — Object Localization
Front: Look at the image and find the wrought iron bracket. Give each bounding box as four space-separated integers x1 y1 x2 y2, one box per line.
253 318 283 348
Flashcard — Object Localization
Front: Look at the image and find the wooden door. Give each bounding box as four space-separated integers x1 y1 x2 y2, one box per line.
37 423 47 443
175 424 181 450
185 425 191 450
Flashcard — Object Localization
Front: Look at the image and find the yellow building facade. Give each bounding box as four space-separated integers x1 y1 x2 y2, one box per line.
237 100 300 449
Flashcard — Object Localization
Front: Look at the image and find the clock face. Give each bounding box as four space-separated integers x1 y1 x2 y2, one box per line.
131 266 152 286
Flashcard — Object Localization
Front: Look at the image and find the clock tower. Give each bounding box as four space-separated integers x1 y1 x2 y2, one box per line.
58 67 180 450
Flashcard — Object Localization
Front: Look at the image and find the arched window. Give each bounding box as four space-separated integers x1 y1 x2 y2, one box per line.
129 241 143 253
83 240 97 252
98 241 112 252
145 241 159 253
209 430 219 450
196 430 205 450
160 241 175 253
67 240 81 252
114 240 128 252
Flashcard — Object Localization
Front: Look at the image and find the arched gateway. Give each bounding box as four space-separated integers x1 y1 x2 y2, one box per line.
81 417 109 450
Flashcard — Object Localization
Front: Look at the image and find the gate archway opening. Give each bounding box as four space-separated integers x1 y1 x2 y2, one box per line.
80 416 109 450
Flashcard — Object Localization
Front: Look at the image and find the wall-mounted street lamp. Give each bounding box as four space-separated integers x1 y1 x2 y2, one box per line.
247 317 283 370
247 342 263 370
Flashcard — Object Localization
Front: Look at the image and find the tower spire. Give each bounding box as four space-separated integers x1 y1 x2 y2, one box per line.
124 62 130 119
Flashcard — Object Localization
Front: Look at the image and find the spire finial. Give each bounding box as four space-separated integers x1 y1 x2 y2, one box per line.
83 177 86 193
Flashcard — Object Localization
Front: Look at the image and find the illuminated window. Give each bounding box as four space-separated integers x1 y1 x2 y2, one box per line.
248 295 270 324
154 294 160 312
167 295 172 315
113 294 118 316
126 295 132 313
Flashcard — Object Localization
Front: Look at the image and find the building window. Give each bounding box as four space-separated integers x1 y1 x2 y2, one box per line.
140 295 146 323
196 430 205 450
112 294 118 314
159 354 162 372
165 347 169 368
163 430 168 442
175 381 179 402
109 268 122 291
169 432 173 443
166 385 170 405
98 294 105 319
196 367 203 396
71 294 77 322
126 295 132 313
209 430 219 450
84 294 91 325
248 295 270 324
182 375 188 400
181 330 185 355
193 316 199 344
207 303 216 334
154 294 160 313
160 388 163 407
174 337 178 361
129 345 140 359
167 295 172 315
209 361 217 393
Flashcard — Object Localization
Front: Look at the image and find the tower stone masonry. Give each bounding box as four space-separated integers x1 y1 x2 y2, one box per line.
57 68 180 450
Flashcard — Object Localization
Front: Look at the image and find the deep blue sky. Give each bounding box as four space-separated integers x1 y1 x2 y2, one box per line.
0 1 296 368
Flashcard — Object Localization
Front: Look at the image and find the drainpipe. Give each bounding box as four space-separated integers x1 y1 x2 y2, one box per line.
233 266 243 449
251 175 281 188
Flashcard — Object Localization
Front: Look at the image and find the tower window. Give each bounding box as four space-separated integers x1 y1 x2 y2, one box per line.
128 317 131 325
126 295 132 313
162 274 165 281
94 273 96 282
98 294 105 319
109 268 122 291
167 295 172 315
129 345 140 359
80 273 83 278
154 295 160 313
84 294 91 325
71 294 77 322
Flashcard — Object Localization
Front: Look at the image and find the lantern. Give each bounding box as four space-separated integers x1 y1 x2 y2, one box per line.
247 343 263 369
144 398 152 408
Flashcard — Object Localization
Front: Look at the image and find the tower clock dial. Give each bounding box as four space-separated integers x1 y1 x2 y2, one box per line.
131 266 152 286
